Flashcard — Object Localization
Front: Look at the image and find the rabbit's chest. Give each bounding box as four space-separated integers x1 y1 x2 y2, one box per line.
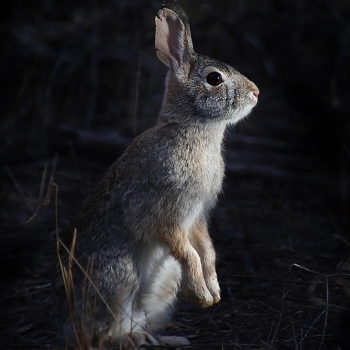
194 149 225 194
179 152 224 228
180 171 221 232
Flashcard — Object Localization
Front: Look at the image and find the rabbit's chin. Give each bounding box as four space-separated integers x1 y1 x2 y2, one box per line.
229 104 255 124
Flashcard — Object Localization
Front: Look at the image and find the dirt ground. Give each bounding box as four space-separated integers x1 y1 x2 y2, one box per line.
1 0 350 349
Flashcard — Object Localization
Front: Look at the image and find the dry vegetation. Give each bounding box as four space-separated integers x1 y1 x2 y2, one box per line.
1 0 350 349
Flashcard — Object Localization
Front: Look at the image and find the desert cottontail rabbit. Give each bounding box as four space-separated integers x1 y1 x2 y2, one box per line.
55 0 259 348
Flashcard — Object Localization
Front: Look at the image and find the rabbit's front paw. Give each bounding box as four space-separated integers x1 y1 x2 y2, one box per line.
206 276 221 304
182 281 214 308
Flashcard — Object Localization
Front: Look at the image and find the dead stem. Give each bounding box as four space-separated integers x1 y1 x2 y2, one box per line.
25 155 58 223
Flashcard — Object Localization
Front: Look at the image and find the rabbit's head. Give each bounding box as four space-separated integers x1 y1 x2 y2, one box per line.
155 0 259 125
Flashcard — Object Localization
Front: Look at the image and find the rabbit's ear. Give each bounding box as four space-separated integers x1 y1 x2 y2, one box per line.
155 2 195 79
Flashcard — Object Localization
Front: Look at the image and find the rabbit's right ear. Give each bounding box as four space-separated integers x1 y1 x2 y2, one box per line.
155 3 195 80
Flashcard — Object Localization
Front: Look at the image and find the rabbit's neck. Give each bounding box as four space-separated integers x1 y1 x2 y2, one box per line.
157 119 227 152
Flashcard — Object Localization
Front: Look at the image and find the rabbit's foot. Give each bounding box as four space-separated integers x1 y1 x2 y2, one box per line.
206 276 221 304
182 281 214 308
158 335 190 347
125 331 159 350
125 333 189 350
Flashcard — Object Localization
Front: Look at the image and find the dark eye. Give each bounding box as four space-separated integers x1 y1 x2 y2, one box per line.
206 72 223 86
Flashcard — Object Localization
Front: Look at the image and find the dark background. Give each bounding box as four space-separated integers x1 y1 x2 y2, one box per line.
1 0 350 349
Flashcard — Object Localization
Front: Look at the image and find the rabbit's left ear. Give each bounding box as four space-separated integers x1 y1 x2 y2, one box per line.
155 4 195 79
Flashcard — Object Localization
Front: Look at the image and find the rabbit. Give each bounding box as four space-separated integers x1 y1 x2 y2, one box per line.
54 0 259 348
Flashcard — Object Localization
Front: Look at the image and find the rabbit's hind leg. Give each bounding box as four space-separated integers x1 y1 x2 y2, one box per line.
139 255 182 332
108 289 146 340
111 269 184 349
133 256 189 348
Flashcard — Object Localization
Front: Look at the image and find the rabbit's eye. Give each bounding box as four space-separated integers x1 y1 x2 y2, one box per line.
206 72 222 86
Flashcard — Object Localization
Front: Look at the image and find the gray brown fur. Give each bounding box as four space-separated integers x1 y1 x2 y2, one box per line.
54 1 259 348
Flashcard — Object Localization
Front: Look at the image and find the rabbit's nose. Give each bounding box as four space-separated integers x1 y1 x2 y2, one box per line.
249 89 259 103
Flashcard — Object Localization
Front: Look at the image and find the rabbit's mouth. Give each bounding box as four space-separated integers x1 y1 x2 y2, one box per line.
249 90 259 105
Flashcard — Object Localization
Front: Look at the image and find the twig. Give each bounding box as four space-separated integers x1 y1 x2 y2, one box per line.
296 309 327 349
5 164 35 214
25 155 58 223
319 276 329 349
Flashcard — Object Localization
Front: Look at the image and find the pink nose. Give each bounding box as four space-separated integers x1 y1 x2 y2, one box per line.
253 91 259 98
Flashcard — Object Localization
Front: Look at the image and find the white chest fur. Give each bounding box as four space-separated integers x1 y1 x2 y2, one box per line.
181 201 204 233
